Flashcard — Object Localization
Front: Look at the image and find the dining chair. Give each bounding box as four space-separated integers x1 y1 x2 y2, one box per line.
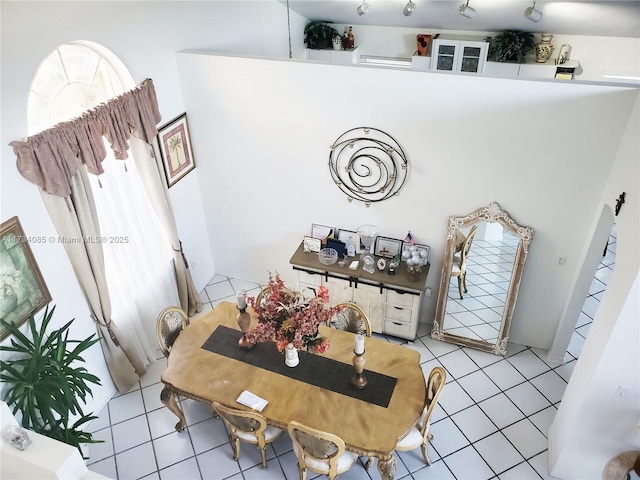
450 225 478 299
156 306 190 357
212 401 285 468
288 420 360 480
327 302 372 337
394 366 446 465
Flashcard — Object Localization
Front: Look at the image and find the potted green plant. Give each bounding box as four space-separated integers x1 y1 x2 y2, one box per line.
489 30 535 63
304 21 340 50
0 305 102 457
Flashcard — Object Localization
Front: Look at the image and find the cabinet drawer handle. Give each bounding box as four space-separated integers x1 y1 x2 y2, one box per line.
393 322 403 326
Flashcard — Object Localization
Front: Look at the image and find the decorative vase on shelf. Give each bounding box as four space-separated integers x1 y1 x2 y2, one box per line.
332 35 342 50
535 34 554 63
285 343 299 367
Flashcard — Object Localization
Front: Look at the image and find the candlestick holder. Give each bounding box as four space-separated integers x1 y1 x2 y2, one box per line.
236 306 254 350
350 349 368 389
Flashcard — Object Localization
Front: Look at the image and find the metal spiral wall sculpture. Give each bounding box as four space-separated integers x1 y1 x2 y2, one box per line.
329 127 408 207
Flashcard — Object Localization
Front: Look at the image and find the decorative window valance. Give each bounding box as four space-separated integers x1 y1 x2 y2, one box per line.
10 78 161 197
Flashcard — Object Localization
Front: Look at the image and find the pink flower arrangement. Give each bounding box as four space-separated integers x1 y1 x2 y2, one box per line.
246 273 342 353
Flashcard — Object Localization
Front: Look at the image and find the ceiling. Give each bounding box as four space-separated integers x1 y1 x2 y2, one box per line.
282 0 640 38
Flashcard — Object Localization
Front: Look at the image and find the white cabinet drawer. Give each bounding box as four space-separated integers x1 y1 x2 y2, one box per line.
297 270 322 287
385 289 416 308
385 305 412 323
384 320 412 339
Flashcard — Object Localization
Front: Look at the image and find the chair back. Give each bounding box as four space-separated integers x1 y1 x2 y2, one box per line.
288 421 346 479
458 225 478 271
156 306 189 357
328 302 371 337
418 366 446 438
212 401 267 439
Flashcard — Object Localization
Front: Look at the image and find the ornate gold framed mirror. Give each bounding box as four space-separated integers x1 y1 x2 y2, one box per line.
431 202 533 356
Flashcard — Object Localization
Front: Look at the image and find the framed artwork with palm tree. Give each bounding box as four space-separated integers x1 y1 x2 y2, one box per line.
158 112 196 187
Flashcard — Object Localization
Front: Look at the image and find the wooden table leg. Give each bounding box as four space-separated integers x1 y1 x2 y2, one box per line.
160 384 186 431
377 454 397 480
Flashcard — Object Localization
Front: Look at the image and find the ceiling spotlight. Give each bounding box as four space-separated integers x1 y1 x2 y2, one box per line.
524 1 542 22
357 0 370 15
458 0 475 18
403 0 416 16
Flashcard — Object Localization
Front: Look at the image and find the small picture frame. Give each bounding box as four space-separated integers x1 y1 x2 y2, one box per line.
374 236 403 258
311 224 335 240
402 243 430 263
337 229 361 255
158 113 196 188
303 236 322 253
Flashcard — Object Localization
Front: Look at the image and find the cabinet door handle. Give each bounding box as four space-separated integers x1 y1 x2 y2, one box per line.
393 322 403 326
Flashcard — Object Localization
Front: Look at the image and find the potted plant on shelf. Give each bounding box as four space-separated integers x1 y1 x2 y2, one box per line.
0 305 102 458
304 21 340 50
489 30 535 63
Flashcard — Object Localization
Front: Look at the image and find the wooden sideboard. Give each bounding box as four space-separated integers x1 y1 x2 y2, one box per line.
289 243 429 340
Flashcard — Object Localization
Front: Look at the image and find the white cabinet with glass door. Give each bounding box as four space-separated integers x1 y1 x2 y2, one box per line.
431 38 489 74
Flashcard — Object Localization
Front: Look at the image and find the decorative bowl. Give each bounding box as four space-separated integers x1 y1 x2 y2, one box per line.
318 248 338 265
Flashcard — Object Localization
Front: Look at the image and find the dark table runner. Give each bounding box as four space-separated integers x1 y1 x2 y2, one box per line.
201 325 397 408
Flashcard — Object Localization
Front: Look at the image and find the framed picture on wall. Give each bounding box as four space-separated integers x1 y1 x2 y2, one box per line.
158 112 196 188
0 216 51 341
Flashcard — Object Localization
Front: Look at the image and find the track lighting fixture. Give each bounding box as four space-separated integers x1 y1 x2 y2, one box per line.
524 1 543 22
458 0 475 18
403 0 416 16
357 0 370 15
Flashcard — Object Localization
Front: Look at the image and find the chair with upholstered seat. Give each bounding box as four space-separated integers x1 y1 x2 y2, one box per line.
394 366 446 465
450 225 477 299
288 420 360 480
156 306 190 357
212 401 285 468
327 302 372 337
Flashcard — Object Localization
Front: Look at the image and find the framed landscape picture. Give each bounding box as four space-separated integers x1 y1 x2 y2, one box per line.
158 112 196 187
0 216 51 340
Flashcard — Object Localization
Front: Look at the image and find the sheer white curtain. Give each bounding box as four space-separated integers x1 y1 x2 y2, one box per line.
88 146 179 361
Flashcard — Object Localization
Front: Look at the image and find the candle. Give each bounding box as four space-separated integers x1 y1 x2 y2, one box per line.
236 291 247 310
355 334 365 354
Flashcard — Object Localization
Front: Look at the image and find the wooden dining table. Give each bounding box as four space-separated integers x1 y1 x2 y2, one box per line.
160 302 426 480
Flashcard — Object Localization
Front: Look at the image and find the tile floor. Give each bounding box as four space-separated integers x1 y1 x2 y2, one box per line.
85 228 616 480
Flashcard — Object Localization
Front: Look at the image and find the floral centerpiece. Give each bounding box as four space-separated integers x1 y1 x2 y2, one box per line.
246 273 342 353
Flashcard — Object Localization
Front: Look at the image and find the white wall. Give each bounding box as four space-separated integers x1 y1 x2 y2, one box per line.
548 96 640 479
0 0 302 415
175 52 637 350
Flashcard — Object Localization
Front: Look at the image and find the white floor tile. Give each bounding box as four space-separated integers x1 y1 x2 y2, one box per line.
112 414 151 453
411 460 455 479
457 370 501 403
566 332 586 359
242 458 287 480
88 456 117 478
142 382 166 412
474 432 525 475
429 417 470 458
528 406 558 438
188 417 230 454
205 281 235 302
404 337 435 364
109 389 146 424
554 360 576 383
451 405 498 443
462 347 502 369
502 419 548 459
159 457 201 480
504 382 552 416
229 277 262 294
529 450 559 480
196 444 242 479
483 360 526 391
115 441 158 479
507 349 551 380
86 426 114 464
87 406 111 433
497 460 541 480
276 450 302 480
530 371 568 404
438 349 481 379
443 445 494 480
181 397 216 425
421 335 461 357
437 380 475 415
148 405 183 439
153 430 196 470
397 445 438 473
478 393 526 429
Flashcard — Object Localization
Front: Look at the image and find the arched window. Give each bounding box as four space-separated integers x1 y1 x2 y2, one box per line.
27 42 179 363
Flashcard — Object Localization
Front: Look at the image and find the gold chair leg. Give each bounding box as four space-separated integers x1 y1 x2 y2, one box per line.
298 463 307 480
457 277 463 299
365 456 373 470
229 433 240 461
421 442 433 466
462 272 468 293
260 446 267 468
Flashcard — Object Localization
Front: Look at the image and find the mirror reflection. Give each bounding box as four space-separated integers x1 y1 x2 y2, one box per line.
432 202 533 356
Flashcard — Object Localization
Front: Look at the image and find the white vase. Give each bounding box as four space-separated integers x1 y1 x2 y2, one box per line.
285 343 299 367
536 34 554 63
332 35 342 50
